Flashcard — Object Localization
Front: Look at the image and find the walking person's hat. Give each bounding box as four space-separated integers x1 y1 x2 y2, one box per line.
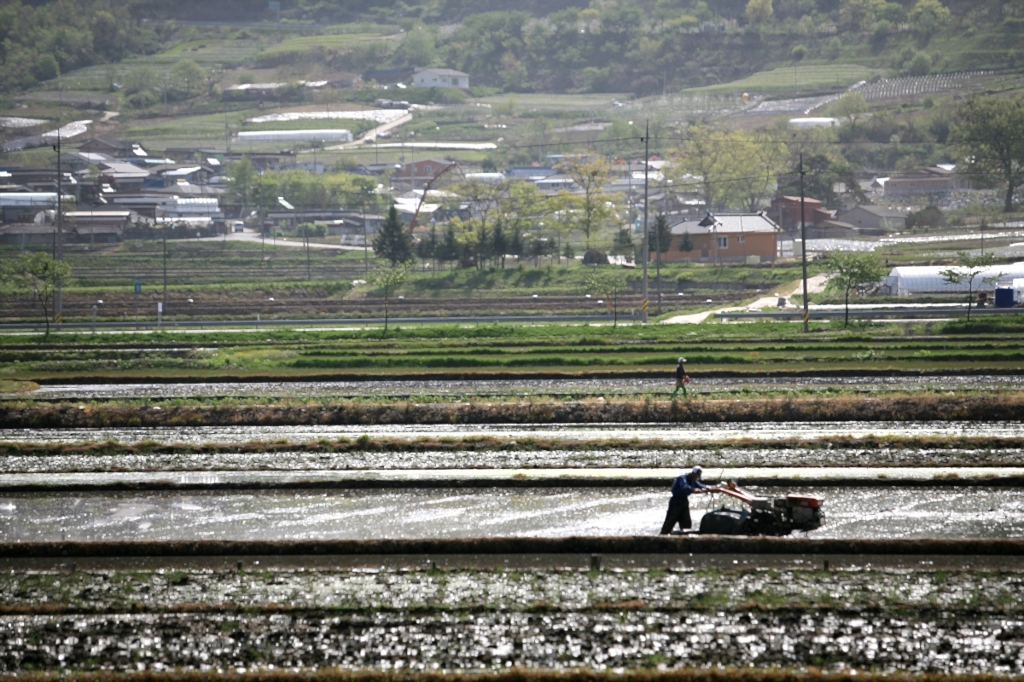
691 465 703 478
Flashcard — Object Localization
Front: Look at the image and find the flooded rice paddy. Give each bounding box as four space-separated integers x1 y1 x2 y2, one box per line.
2 565 1024 674
5 379 1024 675
14 374 1024 400
3 448 1022 475
3 609 1023 674
3 486 1023 543
3 420 1022 446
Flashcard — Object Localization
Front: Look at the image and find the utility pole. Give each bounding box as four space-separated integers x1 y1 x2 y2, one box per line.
52 98 64 325
799 154 809 333
303 210 310 281
641 121 650 324
362 188 369 274
162 230 168 309
655 214 663 316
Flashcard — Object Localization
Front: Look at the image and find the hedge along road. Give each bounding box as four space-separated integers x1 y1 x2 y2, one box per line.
2 485 1023 542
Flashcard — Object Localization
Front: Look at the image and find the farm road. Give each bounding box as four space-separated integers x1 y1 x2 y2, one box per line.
198 230 365 252
324 111 413 150
662 273 829 324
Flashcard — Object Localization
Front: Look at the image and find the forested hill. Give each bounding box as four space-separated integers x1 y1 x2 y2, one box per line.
3 0 1022 97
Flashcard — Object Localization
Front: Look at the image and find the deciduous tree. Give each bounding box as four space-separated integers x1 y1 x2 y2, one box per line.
745 0 774 25
586 270 630 328
909 0 950 37
7 252 74 336
555 156 615 248
368 263 409 336
941 251 1000 321
838 0 887 30
823 251 886 327
170 59 206 99
950 96 1024 213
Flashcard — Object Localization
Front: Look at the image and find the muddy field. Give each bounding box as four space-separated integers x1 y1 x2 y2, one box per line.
1 564 1023 673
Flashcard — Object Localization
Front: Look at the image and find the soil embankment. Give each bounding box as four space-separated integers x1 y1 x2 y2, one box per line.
5 537 1024 558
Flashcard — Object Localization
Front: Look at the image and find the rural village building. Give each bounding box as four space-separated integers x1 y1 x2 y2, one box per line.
667 213 781 264
767 196 831 234
834 205 906 232
391 159 455 191
412 68 469 89
884 165 969 199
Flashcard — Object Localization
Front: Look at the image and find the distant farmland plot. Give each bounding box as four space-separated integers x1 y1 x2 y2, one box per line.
474 93 630 112
156 40 263 66
256 32 398 61
46 42 263 92
855 71 995 101
688 64 880 94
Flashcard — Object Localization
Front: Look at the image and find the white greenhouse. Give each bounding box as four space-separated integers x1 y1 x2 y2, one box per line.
883 262 1024 297
236 129 353 142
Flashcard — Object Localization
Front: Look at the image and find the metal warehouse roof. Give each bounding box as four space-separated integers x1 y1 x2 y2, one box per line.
670 213 780 235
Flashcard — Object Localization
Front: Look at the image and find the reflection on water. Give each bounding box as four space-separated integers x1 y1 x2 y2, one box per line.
2 421 1021 446
2 486 1022 543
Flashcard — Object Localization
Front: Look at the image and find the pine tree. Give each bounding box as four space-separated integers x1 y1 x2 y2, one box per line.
509 228 524 265
439 223 459 271
612 228 634 257
678 230 695 261
417 223 438 269
653 214 672 254
492 222 508 268
373 205 413 266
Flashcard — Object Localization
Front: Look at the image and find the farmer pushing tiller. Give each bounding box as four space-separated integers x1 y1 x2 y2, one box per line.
662 468 824 536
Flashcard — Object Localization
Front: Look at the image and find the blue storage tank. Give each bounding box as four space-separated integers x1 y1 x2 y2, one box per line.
995 286 1015 308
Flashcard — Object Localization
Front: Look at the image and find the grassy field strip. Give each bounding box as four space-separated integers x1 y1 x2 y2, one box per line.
256 31 400 60
687 63 879 94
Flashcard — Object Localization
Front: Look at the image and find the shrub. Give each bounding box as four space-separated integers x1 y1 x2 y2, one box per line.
908 51 932 76
582 249 609 265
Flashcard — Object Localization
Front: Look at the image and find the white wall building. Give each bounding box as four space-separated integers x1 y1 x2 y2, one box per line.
412 68 469 89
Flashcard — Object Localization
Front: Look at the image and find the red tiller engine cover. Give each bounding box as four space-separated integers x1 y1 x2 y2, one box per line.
786 494 822 509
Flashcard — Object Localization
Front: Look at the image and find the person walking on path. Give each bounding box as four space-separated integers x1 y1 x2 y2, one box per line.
660 465 709 534
670 357 690 399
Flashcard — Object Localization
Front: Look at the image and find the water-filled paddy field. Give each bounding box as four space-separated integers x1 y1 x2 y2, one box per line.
2 563 1023 674
3 420 1022 446
14 374 1024 400
3 486 1023 542
4 376 1024 676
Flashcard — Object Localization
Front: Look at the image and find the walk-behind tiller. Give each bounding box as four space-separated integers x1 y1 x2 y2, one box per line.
697 480 824 536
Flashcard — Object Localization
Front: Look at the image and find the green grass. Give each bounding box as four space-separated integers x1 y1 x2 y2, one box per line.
687 63 881 95
256 31 398 61
241 118 377 136
2 315 1024 380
